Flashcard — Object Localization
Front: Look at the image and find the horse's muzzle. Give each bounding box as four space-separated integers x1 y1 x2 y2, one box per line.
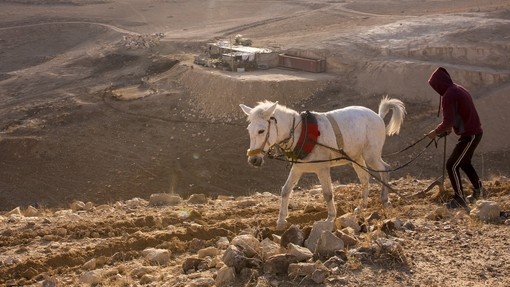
248 156 264 167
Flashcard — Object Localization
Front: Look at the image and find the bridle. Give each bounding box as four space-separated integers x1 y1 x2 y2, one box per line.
246 116 278 157
246 116 300 158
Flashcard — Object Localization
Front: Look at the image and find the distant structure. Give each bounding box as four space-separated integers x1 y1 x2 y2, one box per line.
278 53 326 73
196 40 276 72
194 35 326 73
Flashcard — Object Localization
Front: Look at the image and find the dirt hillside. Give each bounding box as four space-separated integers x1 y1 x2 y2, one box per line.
1 1 510 286
1 0 509 210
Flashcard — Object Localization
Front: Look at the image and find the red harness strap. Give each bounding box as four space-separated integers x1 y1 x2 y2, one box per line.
293 111 320 160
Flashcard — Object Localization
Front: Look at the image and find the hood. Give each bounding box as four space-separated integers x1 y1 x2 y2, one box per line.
428 67 453 96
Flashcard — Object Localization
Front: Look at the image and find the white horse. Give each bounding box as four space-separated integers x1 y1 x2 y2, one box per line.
240 97 405 230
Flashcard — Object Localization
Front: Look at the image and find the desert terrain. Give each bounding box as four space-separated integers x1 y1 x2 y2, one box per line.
1 0 510 286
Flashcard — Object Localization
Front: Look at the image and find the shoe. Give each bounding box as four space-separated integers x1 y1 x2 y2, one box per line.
444 196 469 210
466 184 484 204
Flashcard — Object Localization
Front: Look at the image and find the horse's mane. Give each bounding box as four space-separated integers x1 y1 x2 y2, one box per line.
248 100 298 121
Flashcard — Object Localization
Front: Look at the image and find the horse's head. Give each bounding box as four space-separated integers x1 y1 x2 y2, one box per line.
239 101 279 167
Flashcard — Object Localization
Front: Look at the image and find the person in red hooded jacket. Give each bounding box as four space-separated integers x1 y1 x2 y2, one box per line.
426 67 484 209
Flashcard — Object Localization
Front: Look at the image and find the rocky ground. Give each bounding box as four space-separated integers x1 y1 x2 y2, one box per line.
1 177 510 286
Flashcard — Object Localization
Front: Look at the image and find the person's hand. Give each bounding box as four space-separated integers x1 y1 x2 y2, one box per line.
426 129 437 139
437 130 451 138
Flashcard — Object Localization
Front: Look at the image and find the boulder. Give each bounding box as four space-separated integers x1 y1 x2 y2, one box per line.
304 221 335 252
315 231 344 259
260 238 283 260
216 266 236 287
263 254 298 275
287 243 313 262
216 237 230 249
182 257 206 273
470 200 502 222
335 230 359 247
148 193 182 206
188 193 208 204
80 270 102 285
280 225 305 248
335 213 360 233
222 245 261 273
231 234 260 258
142 248 171 266
197 247 220 259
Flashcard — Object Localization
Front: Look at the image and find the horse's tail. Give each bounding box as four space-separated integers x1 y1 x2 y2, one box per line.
378 96 406 136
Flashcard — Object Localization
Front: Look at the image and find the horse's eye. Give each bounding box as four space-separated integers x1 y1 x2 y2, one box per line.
258 130 265 134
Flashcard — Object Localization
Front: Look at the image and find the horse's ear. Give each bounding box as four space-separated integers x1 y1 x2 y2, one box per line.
239 104 252 116
263 101 278 118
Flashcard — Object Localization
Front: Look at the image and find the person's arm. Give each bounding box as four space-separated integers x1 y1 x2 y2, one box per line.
427 93 454 139
435 94 454 134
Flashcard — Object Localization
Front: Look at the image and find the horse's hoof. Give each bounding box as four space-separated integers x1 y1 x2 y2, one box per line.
276 220 287 231
354 207 362 214
383 201 392 208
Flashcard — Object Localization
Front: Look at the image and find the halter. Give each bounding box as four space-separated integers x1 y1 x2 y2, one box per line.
246 114 303 158
246 116 278 157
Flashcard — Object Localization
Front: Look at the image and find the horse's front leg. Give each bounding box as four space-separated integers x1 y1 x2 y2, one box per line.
277 167 302 230
317 168 336 222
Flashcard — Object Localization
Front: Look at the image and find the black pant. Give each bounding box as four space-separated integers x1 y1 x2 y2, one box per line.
446 133 482 199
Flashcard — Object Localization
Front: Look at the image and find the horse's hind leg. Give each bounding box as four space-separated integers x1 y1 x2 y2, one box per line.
352 158 370 213
367 157 391 207
317 167 336 222
277 167 302 230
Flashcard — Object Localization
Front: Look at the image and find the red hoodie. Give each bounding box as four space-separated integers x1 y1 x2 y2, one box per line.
428 67 483 136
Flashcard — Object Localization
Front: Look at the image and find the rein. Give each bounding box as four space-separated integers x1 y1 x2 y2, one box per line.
382 134 429 158
268 134 437 173
267 137 436 194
